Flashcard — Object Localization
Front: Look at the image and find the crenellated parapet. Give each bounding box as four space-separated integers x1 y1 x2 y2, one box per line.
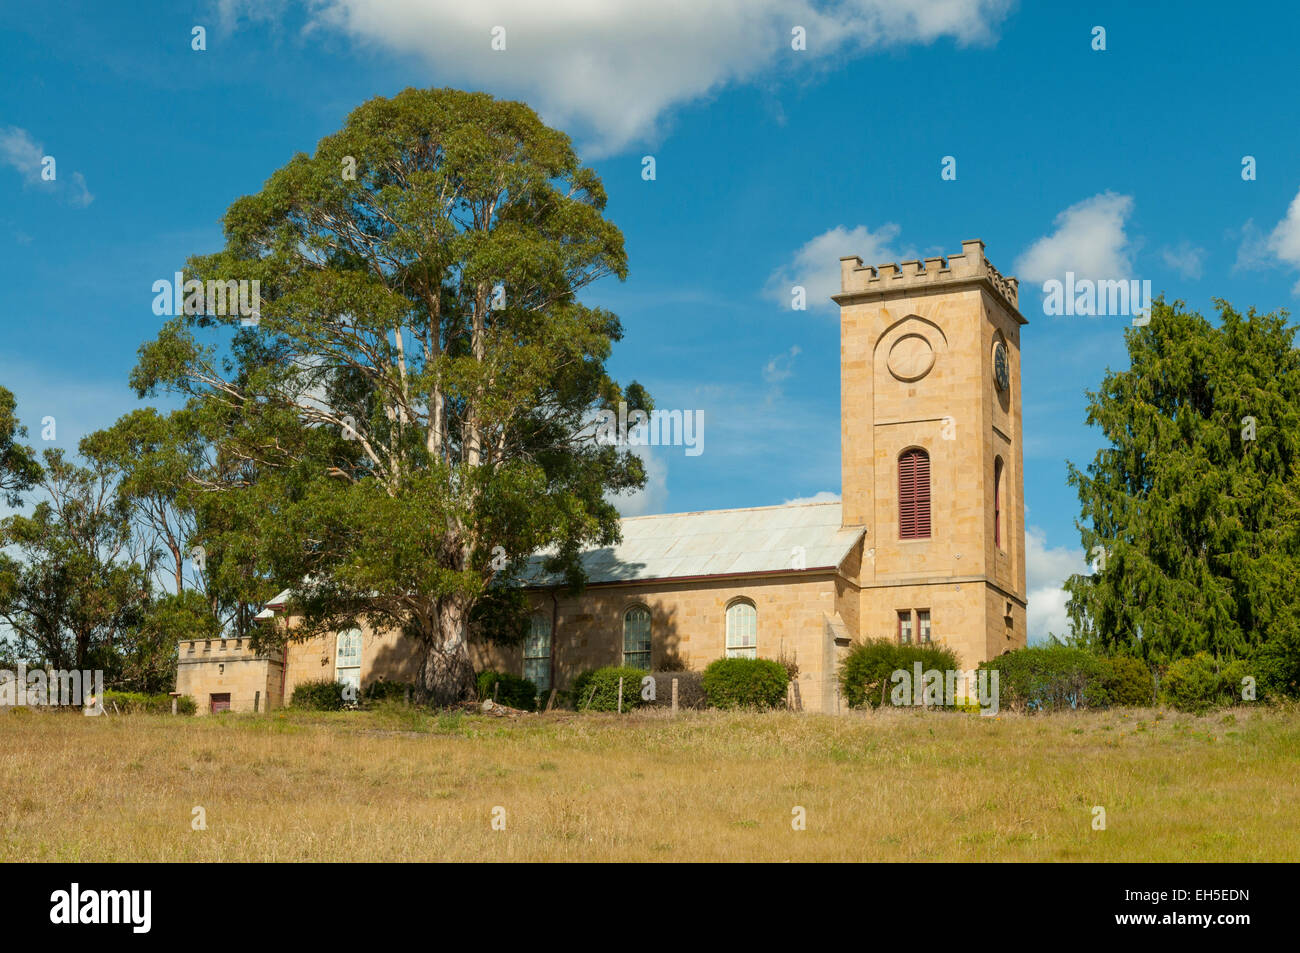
834 239 1023 321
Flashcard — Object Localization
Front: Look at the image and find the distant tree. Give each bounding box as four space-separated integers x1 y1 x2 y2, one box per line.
0 385 41 506
81 408 206 595
0 449 149 671
130 88 648 703
1066 298 1300 666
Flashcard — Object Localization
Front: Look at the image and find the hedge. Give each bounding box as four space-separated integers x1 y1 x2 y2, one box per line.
1098 655 1155 707
476 671 538 711
838 639 962 709
362 679 413 704
101 690 197 715
290 679 349 711
641 670 706 709
978 645 1108 712
571 666 648 712
701 657 789 710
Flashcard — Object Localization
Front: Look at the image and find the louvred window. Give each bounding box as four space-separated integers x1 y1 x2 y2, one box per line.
899 448 931 539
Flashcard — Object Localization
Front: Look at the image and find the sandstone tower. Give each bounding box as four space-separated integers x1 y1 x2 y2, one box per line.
834 239 1027 667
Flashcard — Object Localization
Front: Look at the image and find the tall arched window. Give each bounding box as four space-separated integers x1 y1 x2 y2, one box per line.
623 606 652 669
335 629 362 695
899 448 931 539
725 600 758 659
993 457 1004 549
523 613 552 692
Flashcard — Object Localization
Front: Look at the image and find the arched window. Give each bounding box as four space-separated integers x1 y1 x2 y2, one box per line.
335 629 362 695
523 613 552 692
622 606 652 670
725 600 758 659
899 448 931 539
994 457 1004 549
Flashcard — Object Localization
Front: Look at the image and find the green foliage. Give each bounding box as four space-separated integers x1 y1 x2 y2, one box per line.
571 666 647 712
127 87 651 705
642 670 706 709
1066 298 1300 669
475 670 537 711
838 639 962 709
0 385 41 507
978 645 1108 712
1098 654 1155 707
0 449 149 673
362 679 413 704
101 690 196 715
701 657 789 710
291 679 349 711
1161 653 1226 713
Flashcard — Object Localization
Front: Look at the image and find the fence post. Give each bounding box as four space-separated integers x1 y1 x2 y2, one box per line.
617 676 624 714
671 677 679 715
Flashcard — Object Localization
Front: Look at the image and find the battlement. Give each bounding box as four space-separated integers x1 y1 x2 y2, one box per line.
834 239 1022 319
179 637 284 663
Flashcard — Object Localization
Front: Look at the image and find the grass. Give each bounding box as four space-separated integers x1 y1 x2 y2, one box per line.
1 703 1297 861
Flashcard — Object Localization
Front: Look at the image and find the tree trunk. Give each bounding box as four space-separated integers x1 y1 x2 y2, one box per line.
416 599 476 706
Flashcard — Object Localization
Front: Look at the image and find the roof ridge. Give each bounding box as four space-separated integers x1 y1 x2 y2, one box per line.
618 499 841 521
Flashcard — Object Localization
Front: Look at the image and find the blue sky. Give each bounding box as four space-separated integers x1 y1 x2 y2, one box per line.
4 0 1300 641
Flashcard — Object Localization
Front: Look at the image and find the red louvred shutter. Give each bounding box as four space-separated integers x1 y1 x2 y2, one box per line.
914 451 931 538
899 452 916 538
899 449 931 539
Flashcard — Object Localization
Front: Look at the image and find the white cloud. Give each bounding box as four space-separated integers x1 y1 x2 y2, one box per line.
1265 187 1300 293
0 126 94 207
762 345 801 384
1159 240 1205 280
783 490 840 504
220 0 1011 156
1024 525 1085 645
1014 192 1134 284
766 223 911 312
613 443 669 517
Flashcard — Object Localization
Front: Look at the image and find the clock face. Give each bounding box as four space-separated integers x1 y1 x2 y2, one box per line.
992 342 1009 391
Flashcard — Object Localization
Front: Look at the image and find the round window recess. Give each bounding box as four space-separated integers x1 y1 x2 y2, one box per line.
887 333 936 382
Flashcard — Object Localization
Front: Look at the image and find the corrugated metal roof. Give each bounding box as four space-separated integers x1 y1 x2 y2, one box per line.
254 502 864 617
520 500 863 587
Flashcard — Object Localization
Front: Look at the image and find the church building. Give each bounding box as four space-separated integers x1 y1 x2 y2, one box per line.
175 240 1028 714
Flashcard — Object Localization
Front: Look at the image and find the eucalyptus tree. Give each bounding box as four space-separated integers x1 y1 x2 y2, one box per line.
131 88 649 702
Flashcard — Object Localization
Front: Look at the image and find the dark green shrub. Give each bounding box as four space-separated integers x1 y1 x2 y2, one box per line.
838 639 962 709
291 679 348 711
476 670 537 711
101 690 195 714
701 658 789 710
1099 655 1154 707
1245 637 1300 701
978 645 1107 712
1161 653 1223 713
642 670 706 709
363 679 413 704
571 666 647 712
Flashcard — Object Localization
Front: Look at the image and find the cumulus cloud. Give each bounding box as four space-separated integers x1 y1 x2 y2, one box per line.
1159 240 1205 280
613 443 670 516
0 126 94 207
766 223 911 312
1264 187 1300 293
1024 525 1085 644
783 490 840 504
219 0 1012 156
1014 192 1134 284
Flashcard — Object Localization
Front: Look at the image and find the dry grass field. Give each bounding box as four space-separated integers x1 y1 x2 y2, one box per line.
1 703 1297 862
